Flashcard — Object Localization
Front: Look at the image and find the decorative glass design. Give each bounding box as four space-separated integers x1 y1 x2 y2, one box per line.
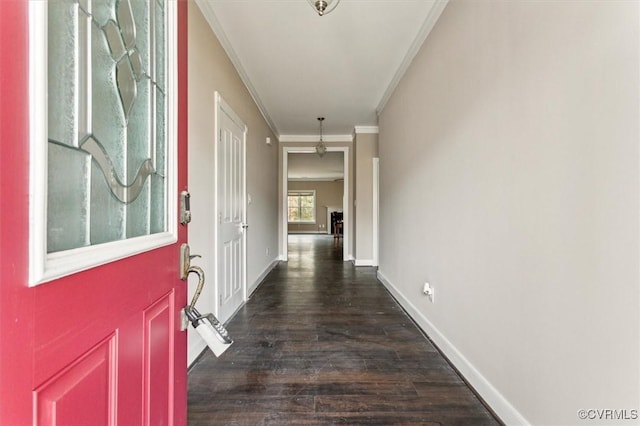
47 0 167 253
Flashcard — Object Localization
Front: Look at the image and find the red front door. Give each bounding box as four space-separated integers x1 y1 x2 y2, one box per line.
0 1 188 424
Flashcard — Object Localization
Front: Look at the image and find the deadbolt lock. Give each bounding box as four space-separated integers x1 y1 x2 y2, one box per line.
180 191 191 225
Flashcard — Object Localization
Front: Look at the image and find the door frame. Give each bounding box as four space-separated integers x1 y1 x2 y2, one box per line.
372 157 379 267
213 91 247 319
281 146 350 262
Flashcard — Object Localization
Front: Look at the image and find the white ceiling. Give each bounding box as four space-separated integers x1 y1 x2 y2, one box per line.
197 0 447 137
288 152 344 180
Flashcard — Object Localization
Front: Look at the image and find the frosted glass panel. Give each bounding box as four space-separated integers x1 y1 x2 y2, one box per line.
48 144 90 252
130 50 144 79
90 160 125 245
127 181 150 238
151 85 166 234
128 79 151 184
91 0 116 27
118 0 137 50
150 174 165 234
155 87 166 175
115 57 137 118
47 0 168 254
130 0 150 72
48 0 78 147
155 0 165 91
91 20 125 178
103 20 126 60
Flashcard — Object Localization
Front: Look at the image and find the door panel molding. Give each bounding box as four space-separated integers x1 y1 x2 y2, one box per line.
143 292 175 426
34 334 117 426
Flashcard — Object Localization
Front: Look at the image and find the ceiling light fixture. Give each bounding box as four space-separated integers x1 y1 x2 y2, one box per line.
308 0 340 16
315 117 327 158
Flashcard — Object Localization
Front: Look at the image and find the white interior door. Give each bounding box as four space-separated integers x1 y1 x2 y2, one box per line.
216 93 247 323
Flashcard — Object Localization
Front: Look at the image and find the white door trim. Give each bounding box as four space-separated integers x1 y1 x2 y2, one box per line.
372 157 379 267
281 146 350 262
214 92 247 319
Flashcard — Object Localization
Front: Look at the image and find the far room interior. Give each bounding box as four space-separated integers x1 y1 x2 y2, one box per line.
287 151 344 237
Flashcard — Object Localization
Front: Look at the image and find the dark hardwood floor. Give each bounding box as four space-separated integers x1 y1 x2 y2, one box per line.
188 235 501 425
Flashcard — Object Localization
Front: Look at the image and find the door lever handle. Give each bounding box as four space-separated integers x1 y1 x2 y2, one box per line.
185 266 205 311
180 244 202 280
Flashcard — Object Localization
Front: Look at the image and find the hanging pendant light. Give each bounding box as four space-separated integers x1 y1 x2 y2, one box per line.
307 0 341 16
315 117 327 158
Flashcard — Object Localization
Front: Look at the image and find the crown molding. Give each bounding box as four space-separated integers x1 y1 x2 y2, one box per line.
278 135 354 143
376 0 449 116
196 0 280 138
354 126 379 134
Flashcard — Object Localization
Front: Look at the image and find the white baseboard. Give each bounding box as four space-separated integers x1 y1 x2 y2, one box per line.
354 259 374 266
248 258 279 297
376 270 530 426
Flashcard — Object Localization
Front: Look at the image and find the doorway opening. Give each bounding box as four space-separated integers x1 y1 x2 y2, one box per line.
281 146 350 262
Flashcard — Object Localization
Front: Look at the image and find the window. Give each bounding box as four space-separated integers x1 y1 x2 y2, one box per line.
30 0 177 284
45 0 169 253
288 191 316 223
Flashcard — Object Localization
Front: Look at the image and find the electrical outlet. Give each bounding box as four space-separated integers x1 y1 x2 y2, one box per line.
423 282 434 303
266 247 270 257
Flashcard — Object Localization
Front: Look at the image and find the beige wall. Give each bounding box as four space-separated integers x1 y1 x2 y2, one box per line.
187 1 279 365
354 132 378 264
378 1 639 425
288 180 343 234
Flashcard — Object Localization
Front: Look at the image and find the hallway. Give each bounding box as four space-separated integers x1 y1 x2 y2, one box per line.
187 235 501 425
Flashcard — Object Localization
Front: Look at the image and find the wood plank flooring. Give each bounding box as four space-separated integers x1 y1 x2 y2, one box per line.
188 235 501 425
